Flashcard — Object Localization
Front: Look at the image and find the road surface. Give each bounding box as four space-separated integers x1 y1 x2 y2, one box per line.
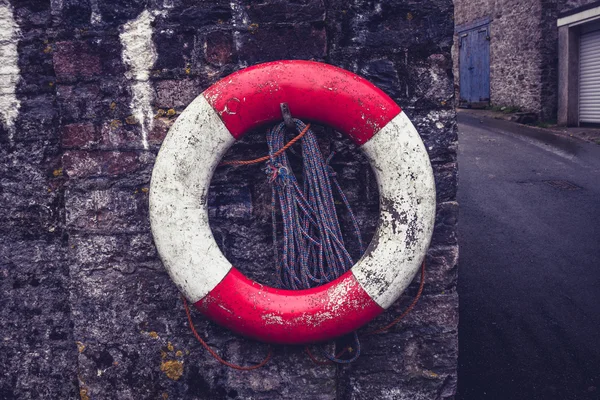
456 112 600 400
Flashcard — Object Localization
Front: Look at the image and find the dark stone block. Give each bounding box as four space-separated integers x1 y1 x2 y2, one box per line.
12 0 52 27
13 94 59 142
237 22 327 65
16 39 55 78
153 30 195 71
358 58 403 99
431 201 459 247
71 233 159 273
65 187 151 233
0 240 78 400
57 0 92 27
245 0 326 23
208 184 253 220
204 30 235 66
434 162 458 203
425 244 459 294
154 1 232 30
95 0 147 27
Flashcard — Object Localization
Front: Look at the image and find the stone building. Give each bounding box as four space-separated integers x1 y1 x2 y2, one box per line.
1 1 458 399
454 0 600 125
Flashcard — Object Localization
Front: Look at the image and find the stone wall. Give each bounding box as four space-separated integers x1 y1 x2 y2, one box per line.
0 1 458 399
560 0 600 11
454 0 545 116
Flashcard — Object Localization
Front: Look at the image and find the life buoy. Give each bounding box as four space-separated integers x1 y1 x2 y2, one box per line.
149 60 436 345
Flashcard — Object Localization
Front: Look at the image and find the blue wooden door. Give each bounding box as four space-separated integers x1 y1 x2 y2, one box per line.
459 25 490 107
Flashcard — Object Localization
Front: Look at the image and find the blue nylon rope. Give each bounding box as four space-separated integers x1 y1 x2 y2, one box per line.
266 119 364 290
266 119 364 363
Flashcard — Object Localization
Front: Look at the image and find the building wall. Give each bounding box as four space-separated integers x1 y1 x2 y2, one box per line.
561 0 600 10
0 1 458 399
454 0 545 116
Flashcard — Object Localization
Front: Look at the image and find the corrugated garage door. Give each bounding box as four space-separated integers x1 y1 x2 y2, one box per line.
580 28 600 124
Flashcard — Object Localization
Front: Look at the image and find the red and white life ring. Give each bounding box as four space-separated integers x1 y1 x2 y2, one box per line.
149 60 436 345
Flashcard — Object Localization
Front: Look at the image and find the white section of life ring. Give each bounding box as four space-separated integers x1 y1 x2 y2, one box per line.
352 112 436 309
149 95 235 302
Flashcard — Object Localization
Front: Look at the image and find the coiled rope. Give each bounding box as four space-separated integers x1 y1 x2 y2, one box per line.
266 119 364 290
183 118 426 369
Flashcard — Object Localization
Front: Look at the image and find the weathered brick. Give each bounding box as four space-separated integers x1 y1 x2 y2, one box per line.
153 79 203 110
71 233 159 273
204 30 235 66
147 118 171 146
53 41 102 81
98 121 145 150
62 123 98 148
65 187 150 233
62 150 153 178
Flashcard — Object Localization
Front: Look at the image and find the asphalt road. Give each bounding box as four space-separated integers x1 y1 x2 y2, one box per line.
456 112 600 400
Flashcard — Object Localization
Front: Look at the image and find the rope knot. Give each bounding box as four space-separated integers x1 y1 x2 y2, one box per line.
264 162 290 186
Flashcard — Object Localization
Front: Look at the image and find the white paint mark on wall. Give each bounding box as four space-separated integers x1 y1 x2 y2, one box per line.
89 0 102 25
0 2 21 141
120 10 159 150
229 0 249 67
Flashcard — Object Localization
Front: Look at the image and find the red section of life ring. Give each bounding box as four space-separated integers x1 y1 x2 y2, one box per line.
203 60 401 145
196 269 383 344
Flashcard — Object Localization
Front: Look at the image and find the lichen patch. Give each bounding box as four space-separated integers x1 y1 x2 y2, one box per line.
160 359 184 380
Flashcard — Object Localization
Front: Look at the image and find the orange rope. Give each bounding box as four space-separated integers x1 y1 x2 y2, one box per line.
219 123 311 166
182 296 272 370
366 260 426 336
